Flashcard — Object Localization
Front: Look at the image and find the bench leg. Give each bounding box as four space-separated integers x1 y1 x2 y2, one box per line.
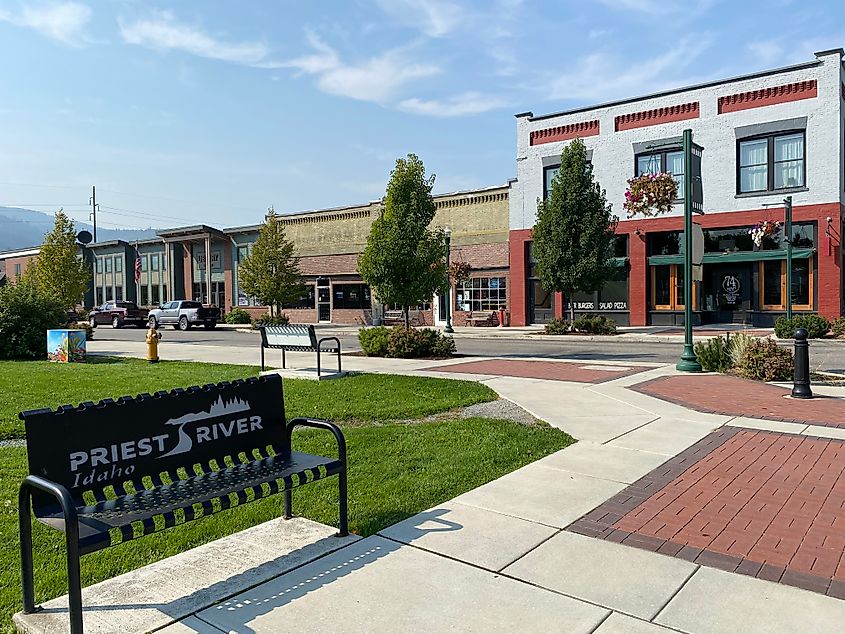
66 532 83 634
19 489 84 634
316 348 321 378
337 347 342 374
18 491 35 615
338 468 349 537
282 348 286 369
260 345 265 372
284 489 292 520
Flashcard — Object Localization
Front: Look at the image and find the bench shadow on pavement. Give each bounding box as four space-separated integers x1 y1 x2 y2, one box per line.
204 509 463 633
35 510 462 634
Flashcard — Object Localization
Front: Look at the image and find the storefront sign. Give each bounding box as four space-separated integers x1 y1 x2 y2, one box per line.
195 251 222 271
722 275 740 304
567 301 628 311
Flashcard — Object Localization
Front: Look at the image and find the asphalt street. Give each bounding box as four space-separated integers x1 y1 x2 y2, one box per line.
93 325 845 372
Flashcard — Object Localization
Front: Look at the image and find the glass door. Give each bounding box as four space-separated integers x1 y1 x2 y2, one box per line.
317 278 331 322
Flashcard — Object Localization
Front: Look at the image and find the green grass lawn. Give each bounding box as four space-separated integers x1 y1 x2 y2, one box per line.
0 358 497 439
0 357 574 630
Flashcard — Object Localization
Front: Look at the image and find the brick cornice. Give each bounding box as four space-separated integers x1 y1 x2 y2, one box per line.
718 80 817 114
530 120 600 145
614 102 699 132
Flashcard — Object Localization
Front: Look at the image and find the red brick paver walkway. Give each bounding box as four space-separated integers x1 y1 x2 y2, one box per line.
633 374 845 428
568 427 845 597
430 359 649 384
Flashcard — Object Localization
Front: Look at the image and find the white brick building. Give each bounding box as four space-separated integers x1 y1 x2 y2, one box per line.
508 49 845 327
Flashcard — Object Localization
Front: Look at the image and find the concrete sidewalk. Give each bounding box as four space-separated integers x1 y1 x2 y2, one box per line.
18 347 845 633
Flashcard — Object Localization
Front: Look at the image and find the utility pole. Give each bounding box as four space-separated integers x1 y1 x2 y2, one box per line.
89 185 98 243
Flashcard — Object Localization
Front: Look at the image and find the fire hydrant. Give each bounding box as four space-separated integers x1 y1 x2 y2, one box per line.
146 326 162 363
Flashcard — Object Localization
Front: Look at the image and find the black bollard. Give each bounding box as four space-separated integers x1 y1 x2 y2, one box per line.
792 327 813 399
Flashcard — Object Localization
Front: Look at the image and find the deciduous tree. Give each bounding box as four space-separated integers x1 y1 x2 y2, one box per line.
358 154 447 328
238 209 303 315
533 138 617 325
32 210 90 310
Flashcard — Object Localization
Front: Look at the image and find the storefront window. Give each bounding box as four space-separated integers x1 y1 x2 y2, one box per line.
675 266 685 308
140 286 149 306
332 284 369 309
763 260 782 306
151 285 160 305
653 266 671 307
792 260 810 306
613 234 629 258
458 277 507 311
648 232 682 256
705 222 814 252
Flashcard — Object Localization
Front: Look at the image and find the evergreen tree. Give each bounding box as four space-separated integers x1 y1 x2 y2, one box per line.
32 210 90 310
238 209 303 315
533 138 617 325
358 154 447 328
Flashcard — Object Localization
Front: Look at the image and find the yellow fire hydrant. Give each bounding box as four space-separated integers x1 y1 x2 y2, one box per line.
146 326 162 363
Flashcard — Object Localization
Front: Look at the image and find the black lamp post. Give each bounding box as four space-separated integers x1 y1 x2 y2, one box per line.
444 226 454 334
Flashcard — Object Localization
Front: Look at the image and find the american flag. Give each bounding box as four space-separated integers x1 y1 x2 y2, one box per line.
134 250 142 282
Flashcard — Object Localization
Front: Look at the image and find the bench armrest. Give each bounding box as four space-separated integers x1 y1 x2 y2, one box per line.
286 418 347 465
19 475 79 524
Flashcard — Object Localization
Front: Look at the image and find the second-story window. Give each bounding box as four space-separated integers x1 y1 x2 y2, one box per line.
738 131 805 194
635 149 684 199
543 165 559 200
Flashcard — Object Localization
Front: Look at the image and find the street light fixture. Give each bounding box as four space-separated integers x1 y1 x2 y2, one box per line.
444 226 454 334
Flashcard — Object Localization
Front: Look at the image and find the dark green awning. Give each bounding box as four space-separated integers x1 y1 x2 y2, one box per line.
648 248 814 266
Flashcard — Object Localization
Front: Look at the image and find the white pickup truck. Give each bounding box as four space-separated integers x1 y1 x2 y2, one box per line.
147 300 221 331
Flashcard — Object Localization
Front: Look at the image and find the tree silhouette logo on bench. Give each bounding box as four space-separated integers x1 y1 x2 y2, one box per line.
67 394 265 488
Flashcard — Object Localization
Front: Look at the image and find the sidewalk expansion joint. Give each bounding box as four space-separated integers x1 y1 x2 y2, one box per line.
600 416 662 445
651 564 701 624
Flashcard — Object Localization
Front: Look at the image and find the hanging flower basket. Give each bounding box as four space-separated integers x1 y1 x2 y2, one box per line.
749 220 781 248
449 261 471 284
623 173 678 218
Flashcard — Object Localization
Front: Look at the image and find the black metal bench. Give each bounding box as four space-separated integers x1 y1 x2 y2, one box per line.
259 324 341 377
18 374 347 634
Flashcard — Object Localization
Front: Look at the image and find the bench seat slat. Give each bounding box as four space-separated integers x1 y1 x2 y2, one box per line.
34 451 342 555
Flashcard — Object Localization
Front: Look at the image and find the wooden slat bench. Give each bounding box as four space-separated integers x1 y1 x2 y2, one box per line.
466 311 496 327
18 374 347 634
259 324 341 377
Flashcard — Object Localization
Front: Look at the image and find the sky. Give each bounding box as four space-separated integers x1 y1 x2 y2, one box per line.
0 0 844 231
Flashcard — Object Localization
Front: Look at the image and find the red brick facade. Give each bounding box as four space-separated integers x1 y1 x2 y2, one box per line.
718 80 818 114
614 102 700 132
530 120 600 146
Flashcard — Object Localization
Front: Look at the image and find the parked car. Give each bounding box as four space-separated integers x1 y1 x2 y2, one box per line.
88 301 149 329
147 300 221 331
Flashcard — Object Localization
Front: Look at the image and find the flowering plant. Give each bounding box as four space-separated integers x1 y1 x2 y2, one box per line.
749 220 781 248
448 261 471 283
623 173 678 218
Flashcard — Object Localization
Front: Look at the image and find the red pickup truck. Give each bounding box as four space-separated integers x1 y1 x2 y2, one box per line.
88 301 149 329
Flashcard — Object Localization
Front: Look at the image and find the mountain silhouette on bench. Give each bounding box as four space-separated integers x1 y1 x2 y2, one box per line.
161 395 252 457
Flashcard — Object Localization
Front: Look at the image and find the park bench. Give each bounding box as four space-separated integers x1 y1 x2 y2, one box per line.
259 324 341 377
18 374 348 634
466 311 496 327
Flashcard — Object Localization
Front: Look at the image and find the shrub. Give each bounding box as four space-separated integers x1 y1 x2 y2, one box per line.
252 313 290 328
831 317 845 338
735 338 794 382
694 336 732 373
0 280 67 359
224 308 252 324
358 326 390 357
544 318 570 335
727 332 754 367
69 321 94 341
572 314 617 335
775 314 830 339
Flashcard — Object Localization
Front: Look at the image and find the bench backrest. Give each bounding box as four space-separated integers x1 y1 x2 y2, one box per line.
260 324 317 349
20 374 288 511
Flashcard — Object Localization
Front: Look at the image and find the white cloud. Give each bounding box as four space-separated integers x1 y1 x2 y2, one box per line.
545 37 713 103
748 39 785 66
594 0 718 16
374 0 465 37
119 11 268 64
267 31 440 103
399 91 508 117
0 2 91 45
